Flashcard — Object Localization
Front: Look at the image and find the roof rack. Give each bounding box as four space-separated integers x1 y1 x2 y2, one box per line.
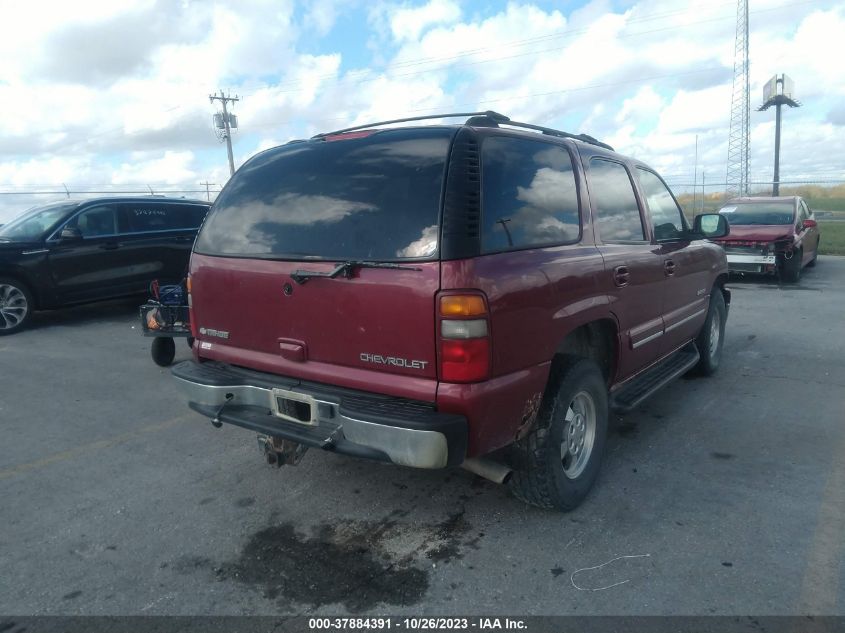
500 119 614 151
311 111 510 138
312 111 612 151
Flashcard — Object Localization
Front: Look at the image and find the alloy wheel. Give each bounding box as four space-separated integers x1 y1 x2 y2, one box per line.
0 284 29 331
560 391 597 479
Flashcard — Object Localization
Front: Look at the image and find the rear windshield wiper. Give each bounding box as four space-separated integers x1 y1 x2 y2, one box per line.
290 260 423 285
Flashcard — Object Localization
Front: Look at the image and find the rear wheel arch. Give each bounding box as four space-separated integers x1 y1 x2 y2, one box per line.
0 270 43 310
553 319 619 386
0 273 36 304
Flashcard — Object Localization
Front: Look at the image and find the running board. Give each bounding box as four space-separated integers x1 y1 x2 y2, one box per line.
610 344 700 414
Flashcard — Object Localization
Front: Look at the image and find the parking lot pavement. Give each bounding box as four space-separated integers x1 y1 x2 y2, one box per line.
1 258 844 617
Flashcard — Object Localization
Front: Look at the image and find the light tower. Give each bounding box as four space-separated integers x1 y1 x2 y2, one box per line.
757 74 801 196
725 0 750 198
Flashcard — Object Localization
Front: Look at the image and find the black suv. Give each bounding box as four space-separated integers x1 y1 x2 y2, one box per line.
0 196 210 334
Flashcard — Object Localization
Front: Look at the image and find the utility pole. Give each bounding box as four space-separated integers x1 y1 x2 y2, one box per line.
757 74 801 196
209 91 240 177
200 181 213 201
496 218 514 247
693 134 698 215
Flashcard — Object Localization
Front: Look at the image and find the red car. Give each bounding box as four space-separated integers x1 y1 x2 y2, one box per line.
713 196 820 282
172 112 730 510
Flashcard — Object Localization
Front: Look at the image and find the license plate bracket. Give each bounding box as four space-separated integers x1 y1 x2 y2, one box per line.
271 388 318 426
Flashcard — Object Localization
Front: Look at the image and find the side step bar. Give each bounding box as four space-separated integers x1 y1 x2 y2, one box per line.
610 343 700 414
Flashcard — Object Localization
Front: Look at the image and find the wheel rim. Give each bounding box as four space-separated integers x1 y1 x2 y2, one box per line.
560 390 597 479
0 284 28 330
708 309 721 358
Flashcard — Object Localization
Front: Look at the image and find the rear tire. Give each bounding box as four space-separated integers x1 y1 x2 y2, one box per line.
151 337 176 367
0 278 33 336
509 357 609 511
780 248 802 283
692 289 726 376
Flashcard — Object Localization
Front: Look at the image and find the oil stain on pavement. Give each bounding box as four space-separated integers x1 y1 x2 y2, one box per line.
171 508 479 612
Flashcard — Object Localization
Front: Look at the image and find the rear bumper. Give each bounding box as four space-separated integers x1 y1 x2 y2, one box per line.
725 253 778 274
171 360 467 469
725 253 776 265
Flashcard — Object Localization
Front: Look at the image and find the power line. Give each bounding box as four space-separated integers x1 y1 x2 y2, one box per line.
7 0 829 162
246 65 729 135
0 190 219 195
241 0 825 99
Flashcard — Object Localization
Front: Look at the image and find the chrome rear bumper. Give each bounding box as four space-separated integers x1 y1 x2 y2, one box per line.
171 361 467 469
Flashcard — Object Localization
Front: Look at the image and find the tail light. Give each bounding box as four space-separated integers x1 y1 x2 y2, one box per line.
186 274 197 338
438 293 490 383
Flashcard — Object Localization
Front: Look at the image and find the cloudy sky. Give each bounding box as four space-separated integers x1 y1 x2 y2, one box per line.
1 0 843 222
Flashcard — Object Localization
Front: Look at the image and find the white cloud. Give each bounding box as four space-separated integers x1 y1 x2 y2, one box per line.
389 0 462 42
615 86 665 126
0 0 843 224
656 85 732 134
111 151 197 185
304 0 346 35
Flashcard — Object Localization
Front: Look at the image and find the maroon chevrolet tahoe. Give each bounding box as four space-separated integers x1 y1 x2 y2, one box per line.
173 111 731 510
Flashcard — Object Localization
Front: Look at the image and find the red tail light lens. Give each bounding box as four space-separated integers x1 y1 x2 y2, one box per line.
187 274 197 338
440 338 490 383
438 292 490 383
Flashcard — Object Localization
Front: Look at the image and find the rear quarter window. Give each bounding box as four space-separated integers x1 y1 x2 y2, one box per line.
195 128 454 261
481 136 580 253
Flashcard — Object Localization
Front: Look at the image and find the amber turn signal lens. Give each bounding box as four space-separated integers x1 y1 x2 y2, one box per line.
186 275 192 293
440 295 486 317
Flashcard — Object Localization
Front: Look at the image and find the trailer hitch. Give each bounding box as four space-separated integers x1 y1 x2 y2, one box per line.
257 435 308 467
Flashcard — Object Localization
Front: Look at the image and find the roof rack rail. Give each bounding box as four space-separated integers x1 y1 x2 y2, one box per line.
311 111 511 138
312 110 613 151
500 119 614 151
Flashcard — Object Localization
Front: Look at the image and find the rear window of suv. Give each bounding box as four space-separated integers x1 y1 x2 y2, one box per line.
194 128 455 261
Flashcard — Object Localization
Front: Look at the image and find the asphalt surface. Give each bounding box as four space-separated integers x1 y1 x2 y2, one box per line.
1 258 844 617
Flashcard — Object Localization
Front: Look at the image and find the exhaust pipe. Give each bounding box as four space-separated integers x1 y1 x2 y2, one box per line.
461 457 513 484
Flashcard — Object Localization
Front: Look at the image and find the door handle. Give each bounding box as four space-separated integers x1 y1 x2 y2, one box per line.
99 242 119 250
664 259 676 276
613 265 630 287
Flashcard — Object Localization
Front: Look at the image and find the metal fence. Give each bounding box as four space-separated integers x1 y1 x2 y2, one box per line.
660 179 845 216
2 179 844 225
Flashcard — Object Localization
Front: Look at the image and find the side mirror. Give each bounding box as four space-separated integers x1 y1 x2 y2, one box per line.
802 218 817 229
693 213 729 239
59 226 83 242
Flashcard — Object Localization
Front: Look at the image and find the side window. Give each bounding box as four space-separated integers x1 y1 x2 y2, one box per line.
69 206 117 238
637 168 686 241
481 137 580 253
589 159 646 242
